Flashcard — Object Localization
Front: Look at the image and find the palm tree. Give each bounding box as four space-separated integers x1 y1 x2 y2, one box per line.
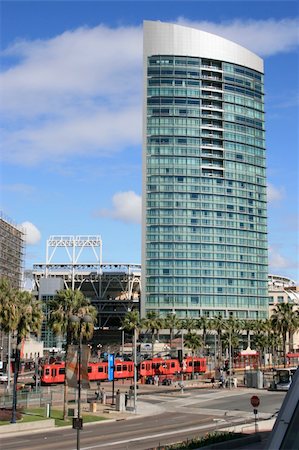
122 310 140 411
164 313 180 349
122 310 141 333
197 316 211 355
48 288 97 420
142 311 161 358
253 318 280 368
184 332 202 379
182 317 197 333
241 319 257 349
0 278 19 392
210 314 227 367
0 279 43 424
271 303 299 367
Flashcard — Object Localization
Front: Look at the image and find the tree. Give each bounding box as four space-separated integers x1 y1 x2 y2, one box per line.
184 332 202 379
182 317 197 333
122 310 141 337
197 316 211 355
48 288 97 420
0 279 43 423
142 311 161 358
271 303 299 367
241 319 258 349
222 316 242 373
122 310 140 411
164 313 180 349
210 314 227 367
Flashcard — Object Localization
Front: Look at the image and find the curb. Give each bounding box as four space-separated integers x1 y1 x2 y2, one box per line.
0 418 55 435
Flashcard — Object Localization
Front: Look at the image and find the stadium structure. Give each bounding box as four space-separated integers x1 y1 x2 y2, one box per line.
31 235 141 350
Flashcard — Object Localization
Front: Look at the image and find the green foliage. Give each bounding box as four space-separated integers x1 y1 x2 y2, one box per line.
270 303 299 366
181 318 197 333
122 310 141 332
47 288 97 421
0 408 107 427
164 431 244 449
0 277 43 337
48 288 97 344
184 332 202 353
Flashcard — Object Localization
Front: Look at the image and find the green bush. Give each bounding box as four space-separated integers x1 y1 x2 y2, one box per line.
164 431 244 449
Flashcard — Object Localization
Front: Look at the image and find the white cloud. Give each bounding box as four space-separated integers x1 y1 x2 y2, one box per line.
269 246 293 271
1 105 141 165
176 17 299 56
267 183 285 203
21 221 41 245
96 191 142 224
1 19 298 166
1 24 142 165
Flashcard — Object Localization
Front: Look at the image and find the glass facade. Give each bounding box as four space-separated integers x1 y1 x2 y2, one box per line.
144 54 268 319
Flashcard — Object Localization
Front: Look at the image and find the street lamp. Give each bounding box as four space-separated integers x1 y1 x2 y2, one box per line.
133 326 137 413
70 314 93 450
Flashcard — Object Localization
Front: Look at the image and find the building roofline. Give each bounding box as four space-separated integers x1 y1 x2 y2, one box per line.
144 20 264 73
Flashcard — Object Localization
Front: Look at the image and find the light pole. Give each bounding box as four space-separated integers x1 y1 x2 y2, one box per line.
70 314 93 450
229 327 232 390
121 329 125 359
7 332 11 391
133 326 137 413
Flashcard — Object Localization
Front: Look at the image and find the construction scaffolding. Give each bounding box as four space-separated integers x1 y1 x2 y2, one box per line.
0 213 25 365
0 213 25 289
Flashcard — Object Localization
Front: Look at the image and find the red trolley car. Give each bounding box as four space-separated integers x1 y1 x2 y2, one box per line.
139 356 206 380
40 356 206 385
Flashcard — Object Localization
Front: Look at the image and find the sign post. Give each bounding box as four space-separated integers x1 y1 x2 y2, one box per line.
250 395 260 433
108 354 115 405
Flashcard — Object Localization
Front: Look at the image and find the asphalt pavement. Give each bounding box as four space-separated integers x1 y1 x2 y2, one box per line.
0 382 284 449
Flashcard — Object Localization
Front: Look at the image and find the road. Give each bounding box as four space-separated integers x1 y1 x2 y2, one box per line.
1 388 286 450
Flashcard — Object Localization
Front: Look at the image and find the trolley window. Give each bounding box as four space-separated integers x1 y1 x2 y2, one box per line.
59 368 65 375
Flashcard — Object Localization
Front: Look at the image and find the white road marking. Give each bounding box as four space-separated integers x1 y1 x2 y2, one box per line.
4 439 31 447
78 421 229 449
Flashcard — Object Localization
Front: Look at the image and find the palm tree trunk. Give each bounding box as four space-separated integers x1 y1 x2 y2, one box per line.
11 335 21 423
63 378 69 421
202 327 207 355
218 332 222 367
63 330 71 421
283 334 287 368
151 330 155 359
192 352 195 380
169 328 173 349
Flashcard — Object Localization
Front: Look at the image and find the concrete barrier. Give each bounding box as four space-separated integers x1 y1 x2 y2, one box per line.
0 418 55 435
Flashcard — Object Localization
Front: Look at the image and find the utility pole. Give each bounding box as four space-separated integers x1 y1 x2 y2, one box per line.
133 327 137 413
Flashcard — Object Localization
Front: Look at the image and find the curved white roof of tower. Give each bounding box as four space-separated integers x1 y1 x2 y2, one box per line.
144 20 263 73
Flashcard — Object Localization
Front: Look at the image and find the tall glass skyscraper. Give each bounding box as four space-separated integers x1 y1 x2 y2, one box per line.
141 21 268 320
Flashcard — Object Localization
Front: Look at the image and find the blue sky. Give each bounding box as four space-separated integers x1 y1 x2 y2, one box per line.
1 0 298 281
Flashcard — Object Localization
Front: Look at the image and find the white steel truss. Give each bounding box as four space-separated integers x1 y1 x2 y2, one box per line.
32 235 141 328
45 235 102 289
